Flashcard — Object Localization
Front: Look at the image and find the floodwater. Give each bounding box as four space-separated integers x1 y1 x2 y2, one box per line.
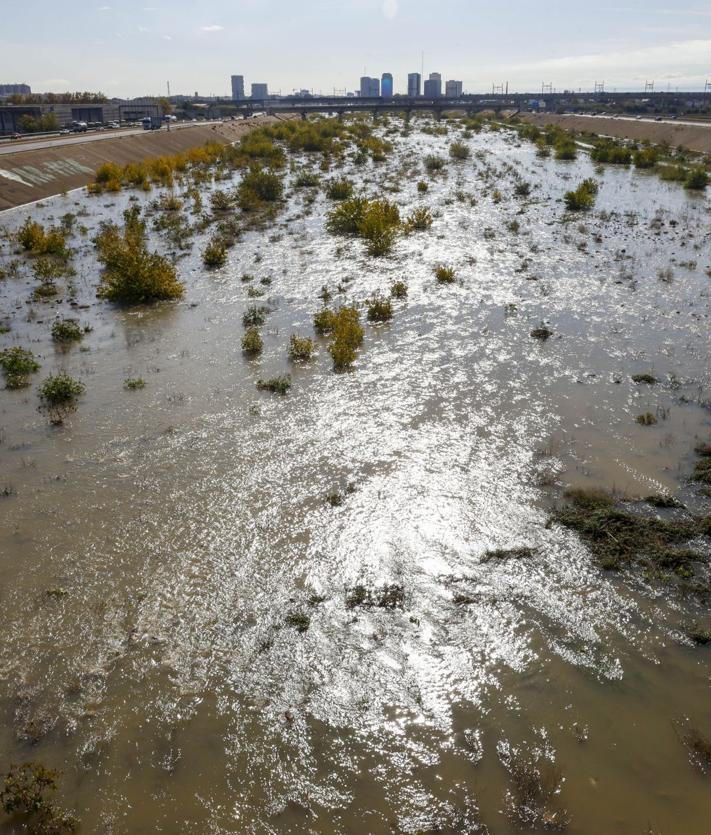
0 118 710 834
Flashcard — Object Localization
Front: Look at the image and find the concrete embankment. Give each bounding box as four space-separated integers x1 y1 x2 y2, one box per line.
0 116 290 211
519 113 711 155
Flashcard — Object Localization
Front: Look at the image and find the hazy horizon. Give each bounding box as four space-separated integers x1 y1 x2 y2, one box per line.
1 0 710 97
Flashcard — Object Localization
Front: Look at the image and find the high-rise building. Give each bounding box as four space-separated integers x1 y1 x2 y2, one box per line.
381 73 393 98
251 83 269 99
407 73 421 98
231 75 245 100
0 83 31 97
423 73 442 98
359 76 380 97
445 80 463 97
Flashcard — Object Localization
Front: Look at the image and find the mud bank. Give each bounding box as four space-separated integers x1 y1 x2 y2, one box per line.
0 116 292 211
520 112 711 155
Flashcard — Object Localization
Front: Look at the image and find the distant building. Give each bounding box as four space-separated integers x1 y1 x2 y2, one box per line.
359 76 380 97
445 80 463 97
407 73 421 98
231 75 245 100
0 83 31 97
251 83 268 99
381 73 393 98
423 73 442 98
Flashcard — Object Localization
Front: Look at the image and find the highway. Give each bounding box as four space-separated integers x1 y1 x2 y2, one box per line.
557 113 711 129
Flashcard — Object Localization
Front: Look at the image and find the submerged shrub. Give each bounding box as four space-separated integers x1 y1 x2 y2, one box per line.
51 318 83 343
417 180 428 193
424 154 445 172
328 306 364 371
325 179 354 200
636 412 658 426
95 207 184 303
326 198 400 256
390 280 408 298
434 265 456 283
123 377 146 390
38 373 85 424
405 207 433 231
366 297 393 322
564 178 598 211
449 141 470 160
314 307 337 335
0 346 40 389
0 761 78 834
554 138 577 160
684 168 709 191
203 238 227 268
256 375 291 394
288 334 314 361
633 147 658 169
17 219 68 258
238 167 284 210
514 181 532 197
242 305 269 327
530 324 553 340
294 171 320 189
241 327 263 356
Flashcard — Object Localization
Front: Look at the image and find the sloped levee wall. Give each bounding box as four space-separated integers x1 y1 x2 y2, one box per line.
0 117 290 211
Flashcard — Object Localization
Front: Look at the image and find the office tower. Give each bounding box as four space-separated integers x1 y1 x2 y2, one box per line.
423 73 442 98
407 72 421 97
251 83 269 99
445 80 463 97
381 73 393 98
231 75 245 100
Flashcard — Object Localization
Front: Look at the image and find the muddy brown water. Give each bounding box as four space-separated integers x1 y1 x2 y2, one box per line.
0 119 710 834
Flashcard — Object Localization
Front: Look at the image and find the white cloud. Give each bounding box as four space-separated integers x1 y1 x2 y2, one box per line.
97 5 111 10
383 0 398 19
200 24 224 32
161 34 172 40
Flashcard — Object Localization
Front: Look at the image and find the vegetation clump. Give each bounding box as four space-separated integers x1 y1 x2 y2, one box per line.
424 154 445 172
390 280 408 298
405 207 433 231
38 373 85 421
242 305 268 327
434 265 456 284
294 171 320 189
241 327 264 356
564 179 598 211
288 334 314 361
449 141 470 160
285 611 310 632
17 219 68 258
636 412 658 426
256 375 291 395
238 167 284 211
684 168 709 191
346 583 405 610
631 373 657 384
680 727 711 774
325 179 354 200
51 318 83 343
481 546 537 563
1 762 78 834
553 487 710 574
203 238 227 268
326 198 400 256
123 377 145 390
95 207 184 303
530 324 553 340
501 748 570 831
0 347 40 389
417 181 429 193
366 297 393 323
327 306 364 371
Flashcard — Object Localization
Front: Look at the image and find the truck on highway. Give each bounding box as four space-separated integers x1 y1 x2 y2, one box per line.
142 116 163 131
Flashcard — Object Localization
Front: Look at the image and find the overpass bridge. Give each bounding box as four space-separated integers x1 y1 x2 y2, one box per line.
232 91 711 120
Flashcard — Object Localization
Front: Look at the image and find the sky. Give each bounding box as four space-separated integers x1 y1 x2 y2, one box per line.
1 0 710 97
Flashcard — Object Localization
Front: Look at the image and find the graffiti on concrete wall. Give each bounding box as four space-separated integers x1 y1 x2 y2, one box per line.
0 157 94 188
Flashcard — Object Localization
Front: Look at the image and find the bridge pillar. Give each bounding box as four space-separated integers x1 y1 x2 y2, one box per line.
336 110 345 121
300 111 308 121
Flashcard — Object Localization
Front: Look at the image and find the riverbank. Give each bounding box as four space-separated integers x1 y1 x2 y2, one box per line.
520 112 711 155
0 116 292 211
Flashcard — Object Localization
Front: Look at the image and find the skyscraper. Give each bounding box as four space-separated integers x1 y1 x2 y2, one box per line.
407 73 421 98
251 83 269 99
359 77 380 97
445 80 463 97
424 72 442 98
381 73 393 98
231 75 245 100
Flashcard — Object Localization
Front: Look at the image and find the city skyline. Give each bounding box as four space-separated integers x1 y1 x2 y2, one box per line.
1 1 711 98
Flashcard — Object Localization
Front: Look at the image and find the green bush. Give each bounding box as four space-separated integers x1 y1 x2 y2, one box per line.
434 265 456 283
238 167 284 210
633 147 658 169
0 761 78 834
38 372 85 423
0 346 40 389
95 207 184 303
203 238 227 267
328 306 364 371
515 181 532 197
366 297 393 322
326 198 400 256
564 178 598 211
325 179 354 200
17 219 68 258
288 334 314 361
294 171 320 189
424 155 445 172
554 139 577 160
51 318 83 343
405 207 433 231
314 308 337 335
242 305 268 327
124 377 145 390
417 180 428 193
449 142 470 160
391 280 408 298
241 326 263 355
684 168 709 191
